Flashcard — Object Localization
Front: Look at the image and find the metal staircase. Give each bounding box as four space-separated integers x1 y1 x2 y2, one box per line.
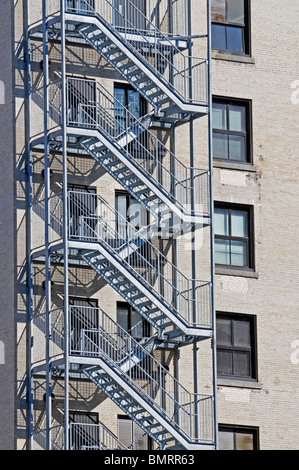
69 305 214 450
66 77 210 225
65 0 208 119
27 0 216 452
68 190 212 337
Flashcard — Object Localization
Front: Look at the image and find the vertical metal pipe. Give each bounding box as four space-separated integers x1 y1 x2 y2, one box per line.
207 0 218 450
187 0 200 440
25 0 34 450
61 0 70 451
42 0 52 451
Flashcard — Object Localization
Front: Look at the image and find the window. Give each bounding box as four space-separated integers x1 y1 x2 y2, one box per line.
118 415 151 450
211 0 250 55
114 84 147 156
116 191 148 236
117 302 150 340
214 203 254 269
219 425 259 450
212 98 251 163
217 313 257 380
114 83 146 127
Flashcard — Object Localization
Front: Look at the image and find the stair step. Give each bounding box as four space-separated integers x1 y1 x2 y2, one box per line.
133 76 149 87
143 195 158 203
113 166 127 176
119 61 135 72
112 54 128 65
98 38 113 48
154 315 167 322
79 25 97 35
127 69 141 79
142 83 157 93
134 188 150 197
139 301 153 308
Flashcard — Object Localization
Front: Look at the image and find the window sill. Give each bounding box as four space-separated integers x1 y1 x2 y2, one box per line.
213 160 256 172
212 50 255 64
218 378 262 390
215 266 259 279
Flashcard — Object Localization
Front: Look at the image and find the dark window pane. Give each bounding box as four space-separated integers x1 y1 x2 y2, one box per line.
227 26 244 52
229 134 246 161
212 23 227 50
213 133 229 159
217 318 232 345
117 305 129 332
211 0 226 22
233 350 251 377
217 349 233 375
234 320 251 347
128 89 141 118
226 0 245 25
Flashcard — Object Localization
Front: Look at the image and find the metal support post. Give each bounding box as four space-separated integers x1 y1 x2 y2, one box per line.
207 0 218 450
42 0 53 451
187 0 200 440
61 0 70 451
26 0 34 450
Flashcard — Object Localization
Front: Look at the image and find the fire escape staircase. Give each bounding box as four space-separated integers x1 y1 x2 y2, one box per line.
64 0 208 120
69 306 214 450
29 1 214 451
68 190 212 339
66 78 210 226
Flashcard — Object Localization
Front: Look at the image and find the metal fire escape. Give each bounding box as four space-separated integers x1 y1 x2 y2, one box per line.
26 0 217 450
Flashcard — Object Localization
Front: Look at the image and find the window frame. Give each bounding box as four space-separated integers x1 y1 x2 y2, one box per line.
214 202 255 271
211 0 251 56
212 96 252 164
218 424 259 450
216 312 258 381
117 301 151 339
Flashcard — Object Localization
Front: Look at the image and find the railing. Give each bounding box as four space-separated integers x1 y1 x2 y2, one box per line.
73 305 214 445
32 422 127 450
65 0 208 105
65 0 188 37
70 422 127 450
66 77 210 218
68 190 212 329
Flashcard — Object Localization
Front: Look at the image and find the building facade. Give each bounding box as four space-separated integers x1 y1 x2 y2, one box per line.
0 0 298 451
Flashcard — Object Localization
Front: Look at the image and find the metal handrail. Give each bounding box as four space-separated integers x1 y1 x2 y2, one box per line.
68 190 211 328
69 305 214 444
69 421 128 450
65 0 208 105
66 77 210 218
